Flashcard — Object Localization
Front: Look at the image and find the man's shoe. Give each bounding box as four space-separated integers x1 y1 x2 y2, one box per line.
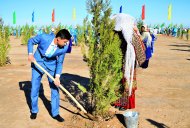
30 113 37 119
53 115 64 122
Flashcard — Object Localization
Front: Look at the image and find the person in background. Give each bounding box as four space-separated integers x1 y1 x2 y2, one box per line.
165 27 168 36
172 27 177 37
181 28 185 39
158 27 161 34
140 25 152 68
177 27 181 38
13 29 16 36
153 27 158 35
70 26 78 46
168 28 171 36
186 28 189 40
161 27 165 34
150 29 157 54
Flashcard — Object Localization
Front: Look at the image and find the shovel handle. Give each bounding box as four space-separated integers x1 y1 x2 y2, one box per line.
33 61 87 113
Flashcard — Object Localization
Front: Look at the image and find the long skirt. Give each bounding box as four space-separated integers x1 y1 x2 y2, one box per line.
114 70 137 109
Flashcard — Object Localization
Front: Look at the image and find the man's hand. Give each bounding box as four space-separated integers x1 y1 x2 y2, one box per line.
54 76 60 87
28 54 35 62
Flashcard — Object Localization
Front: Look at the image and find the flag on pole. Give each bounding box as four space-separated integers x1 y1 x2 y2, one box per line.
141 5 145 20
119 6 122 13
13 11 16 24
72 8 76 20
168 4 172 20
32 11 34 22
52 9 55 22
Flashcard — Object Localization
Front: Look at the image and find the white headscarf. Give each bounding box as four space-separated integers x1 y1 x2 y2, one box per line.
141 32 152 47
111 13 136 96
141 25 152 47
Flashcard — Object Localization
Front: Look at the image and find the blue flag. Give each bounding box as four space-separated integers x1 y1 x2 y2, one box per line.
32 11 34 22
119 6 122 13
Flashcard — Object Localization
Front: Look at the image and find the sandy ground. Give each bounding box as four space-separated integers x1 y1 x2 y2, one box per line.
0 35 190 128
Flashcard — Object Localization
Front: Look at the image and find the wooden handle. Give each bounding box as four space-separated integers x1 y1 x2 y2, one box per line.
33 61 87 113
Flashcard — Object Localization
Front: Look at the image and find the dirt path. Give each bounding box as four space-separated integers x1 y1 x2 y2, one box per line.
136 36 190 128
0 36 190 128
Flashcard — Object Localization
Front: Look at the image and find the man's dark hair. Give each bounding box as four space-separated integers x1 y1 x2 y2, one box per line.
141 26 145 29
56 29 71 40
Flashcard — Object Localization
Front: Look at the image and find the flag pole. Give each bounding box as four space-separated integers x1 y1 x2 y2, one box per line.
72 7 76 26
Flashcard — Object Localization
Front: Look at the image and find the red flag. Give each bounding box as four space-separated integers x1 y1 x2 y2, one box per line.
142 5 145 20
52 9 55 22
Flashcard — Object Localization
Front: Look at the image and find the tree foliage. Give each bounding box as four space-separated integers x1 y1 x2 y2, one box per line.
21 24 34 45
85 0 122 117
0 18 10 66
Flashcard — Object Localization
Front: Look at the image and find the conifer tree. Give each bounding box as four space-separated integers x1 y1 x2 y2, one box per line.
0 18 10 66
137 17 144 31
21 24 34 45
85 0 122 117
55 23 62 34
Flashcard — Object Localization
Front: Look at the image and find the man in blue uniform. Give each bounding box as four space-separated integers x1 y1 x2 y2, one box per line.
27 29 71 122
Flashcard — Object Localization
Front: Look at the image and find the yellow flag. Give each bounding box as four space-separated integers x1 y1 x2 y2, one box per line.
168 4 172 20
72 8 76 20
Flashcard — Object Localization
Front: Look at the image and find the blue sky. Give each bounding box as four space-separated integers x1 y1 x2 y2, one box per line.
0 0 189 27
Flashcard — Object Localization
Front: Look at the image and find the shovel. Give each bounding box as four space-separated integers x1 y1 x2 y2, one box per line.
33 61 96 120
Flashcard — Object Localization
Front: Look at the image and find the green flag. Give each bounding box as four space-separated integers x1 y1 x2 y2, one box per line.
13 11 16 24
